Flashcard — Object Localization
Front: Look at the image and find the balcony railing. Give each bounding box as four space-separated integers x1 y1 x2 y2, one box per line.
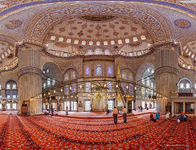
171 92 193 97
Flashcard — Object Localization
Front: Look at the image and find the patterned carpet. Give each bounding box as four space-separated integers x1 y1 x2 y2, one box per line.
0 114 195 149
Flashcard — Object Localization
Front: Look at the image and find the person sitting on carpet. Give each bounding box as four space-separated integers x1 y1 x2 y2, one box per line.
150 113 156 122
166 111 170 121
179 114 184 122
113 107 118 124
184 114 188 122
155 112 160 119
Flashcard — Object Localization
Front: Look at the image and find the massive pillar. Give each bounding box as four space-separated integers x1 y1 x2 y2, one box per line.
154 43 179 114
17 42 43 115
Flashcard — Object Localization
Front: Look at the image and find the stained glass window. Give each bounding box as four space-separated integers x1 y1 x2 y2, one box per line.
129 84 133 93
64 85 69 95
85 65 90 76
122 71 127 79
107 64 113 76
128 73 133 80
96 64 102 76
64 73 69 81
108 81 112 92
71 71 76 79
121 82 126 92
85 82 91 92
72 83 76 93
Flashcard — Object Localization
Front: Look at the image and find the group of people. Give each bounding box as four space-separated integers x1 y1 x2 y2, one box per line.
150 112 160 122
178 114 188 122
112 106 127 124
113 107 189 124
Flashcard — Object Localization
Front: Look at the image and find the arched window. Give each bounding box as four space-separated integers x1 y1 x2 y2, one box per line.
180 83 184 89
107 64 113 76
64 85 69 95
129 84 133 94
121 82 126 92
43 83 46 88
95 64 102 76
108 81 112 92
85 65 90 76
6 84 10 89
64 73 69 81
71 83 76 93
85 82 91 92
128 72 133 80
5 80 17 99
95 48 102 54
71 71 76 79
52 79 55 85
122 71 127 79
12 84 16 89
178 78 191 93
47 78 51 86
186 83 190 89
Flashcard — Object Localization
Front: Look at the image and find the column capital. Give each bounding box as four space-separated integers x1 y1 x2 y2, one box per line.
15 41 45 57
18 67 43 78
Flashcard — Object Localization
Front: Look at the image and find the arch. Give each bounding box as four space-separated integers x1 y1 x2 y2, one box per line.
24 2 171 43
42 62 62 81
178 77 192 87
121 67 135 81
136 62 154 81
4 78 18 88
63 67 78 77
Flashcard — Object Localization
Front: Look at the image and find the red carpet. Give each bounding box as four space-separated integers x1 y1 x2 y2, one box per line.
0 114 195 149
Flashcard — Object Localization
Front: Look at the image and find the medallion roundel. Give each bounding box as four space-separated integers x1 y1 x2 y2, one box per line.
174 19 191 29
5 20 22 29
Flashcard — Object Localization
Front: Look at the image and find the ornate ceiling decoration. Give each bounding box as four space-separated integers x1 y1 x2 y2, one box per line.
5 20 22 29
174 19 191 29
81 15 115 21
46 16 149 41
1 0 196 17
24 3 170 44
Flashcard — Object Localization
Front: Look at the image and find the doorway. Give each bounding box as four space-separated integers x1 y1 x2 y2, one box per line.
84 100 90 111
108 99 114 110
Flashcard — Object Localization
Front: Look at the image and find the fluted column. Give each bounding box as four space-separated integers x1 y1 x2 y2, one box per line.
17 42 43 115
154 43 179 114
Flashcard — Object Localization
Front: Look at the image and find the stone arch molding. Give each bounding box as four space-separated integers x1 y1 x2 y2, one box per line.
25 2 171 43
4 78 18 88
63 67 79 78
136 62 154 81
178 76 193 87
42 62 63 82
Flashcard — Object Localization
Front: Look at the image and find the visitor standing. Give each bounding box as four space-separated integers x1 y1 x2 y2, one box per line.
140 105 143 112
123 106 127 123
113 107 118 124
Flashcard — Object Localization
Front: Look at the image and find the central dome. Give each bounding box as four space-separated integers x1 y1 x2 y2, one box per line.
45 16 151 42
